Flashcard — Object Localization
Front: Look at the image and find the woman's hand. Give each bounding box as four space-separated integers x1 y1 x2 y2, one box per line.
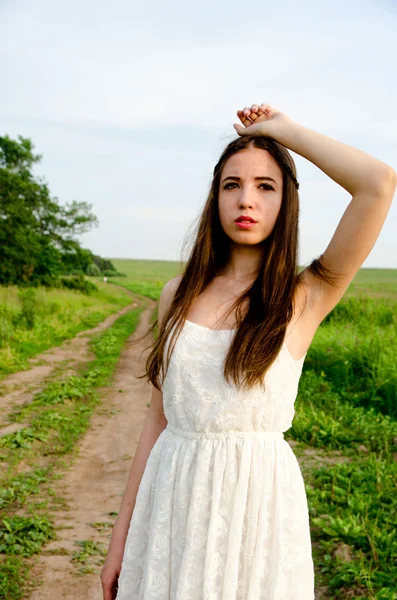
233 103 293 141
101 547 123 600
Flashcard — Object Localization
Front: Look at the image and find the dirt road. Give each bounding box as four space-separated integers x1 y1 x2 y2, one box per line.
0 295 140 436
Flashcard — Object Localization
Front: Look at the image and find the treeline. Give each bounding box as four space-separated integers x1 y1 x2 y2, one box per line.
0 134 122 287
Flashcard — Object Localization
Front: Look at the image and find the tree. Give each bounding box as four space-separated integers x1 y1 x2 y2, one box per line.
0 134 99 285
92 254 116 273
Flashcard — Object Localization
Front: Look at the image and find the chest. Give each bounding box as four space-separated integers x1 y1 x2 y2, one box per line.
187 281 250 330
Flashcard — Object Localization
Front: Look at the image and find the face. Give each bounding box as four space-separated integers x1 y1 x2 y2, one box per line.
218 146 283 245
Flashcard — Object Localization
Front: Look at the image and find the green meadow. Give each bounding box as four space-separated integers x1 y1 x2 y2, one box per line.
0 281 132 380
0 260 396 599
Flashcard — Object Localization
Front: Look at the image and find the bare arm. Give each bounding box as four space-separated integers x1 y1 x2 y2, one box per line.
276 119 397 319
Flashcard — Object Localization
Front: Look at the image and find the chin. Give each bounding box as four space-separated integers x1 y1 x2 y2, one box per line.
232 236 263 246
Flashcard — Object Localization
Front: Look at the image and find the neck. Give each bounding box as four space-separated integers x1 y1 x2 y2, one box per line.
218 244 263 282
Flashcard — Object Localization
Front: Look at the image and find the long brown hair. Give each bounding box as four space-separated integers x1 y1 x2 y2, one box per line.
137 134 341 391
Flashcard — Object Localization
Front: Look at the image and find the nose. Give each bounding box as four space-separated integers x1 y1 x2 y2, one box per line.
238 189 253 210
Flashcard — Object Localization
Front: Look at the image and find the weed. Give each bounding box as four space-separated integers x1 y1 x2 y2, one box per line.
0 514 55 556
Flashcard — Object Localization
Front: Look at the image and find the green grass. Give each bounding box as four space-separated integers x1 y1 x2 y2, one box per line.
72 539 107 575
110 258 183 299
304 296 397 419
0 281 133 380
341 268 397 298
288 368 397 596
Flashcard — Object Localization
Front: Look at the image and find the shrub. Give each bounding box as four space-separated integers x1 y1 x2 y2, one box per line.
0 307 14 348
16 288 37 329
60 275 98 295
102 269 126 277
86 263 101 276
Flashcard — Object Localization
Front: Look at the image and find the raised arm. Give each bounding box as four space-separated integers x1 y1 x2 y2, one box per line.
234 103 397 321
277 119 396 319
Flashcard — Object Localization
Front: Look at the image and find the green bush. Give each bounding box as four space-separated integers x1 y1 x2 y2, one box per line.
0 307 14 348
305 298 397 418
14 288 37 330
102 269 126 277
60 275 98 295
323 295 395 328
86 263 101 276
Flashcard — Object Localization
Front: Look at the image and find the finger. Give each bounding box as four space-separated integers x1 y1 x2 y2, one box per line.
259 102 275 113
237 110 252 127
101 579 116 600
112 579 119 600
242 106 252 118
249 104 262 121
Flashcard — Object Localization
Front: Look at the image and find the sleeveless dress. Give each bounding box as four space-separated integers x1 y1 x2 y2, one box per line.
115 319 315 600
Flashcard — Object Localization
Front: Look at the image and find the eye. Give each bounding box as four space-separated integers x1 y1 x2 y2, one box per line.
223 182 274 191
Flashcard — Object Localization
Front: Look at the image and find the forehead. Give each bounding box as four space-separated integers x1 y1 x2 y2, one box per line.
222 147 282 179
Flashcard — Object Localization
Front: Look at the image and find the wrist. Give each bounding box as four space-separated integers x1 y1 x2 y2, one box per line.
271 117 303 150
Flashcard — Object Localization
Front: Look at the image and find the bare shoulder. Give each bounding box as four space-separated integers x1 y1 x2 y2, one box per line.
164 274 183 295
158 275 183 327
160 275 183 306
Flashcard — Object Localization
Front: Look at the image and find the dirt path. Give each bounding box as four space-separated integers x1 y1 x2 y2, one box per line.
0 293 139 436
25 301 156 600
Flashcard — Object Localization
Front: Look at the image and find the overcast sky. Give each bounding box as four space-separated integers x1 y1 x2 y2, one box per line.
1 0 396 268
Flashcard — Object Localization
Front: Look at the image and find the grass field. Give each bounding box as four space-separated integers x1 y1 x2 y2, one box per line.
0 260 396 599
0 281 132 380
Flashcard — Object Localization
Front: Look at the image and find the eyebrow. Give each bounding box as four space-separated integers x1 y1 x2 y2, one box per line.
222 175 278 185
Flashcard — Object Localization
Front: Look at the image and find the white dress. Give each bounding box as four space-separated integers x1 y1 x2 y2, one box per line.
115 319 315 600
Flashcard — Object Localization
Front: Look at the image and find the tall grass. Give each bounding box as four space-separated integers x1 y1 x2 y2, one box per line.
306 296 397 418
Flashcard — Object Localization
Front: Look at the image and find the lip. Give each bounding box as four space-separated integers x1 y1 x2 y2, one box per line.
235 215 257 223
235 221 256 229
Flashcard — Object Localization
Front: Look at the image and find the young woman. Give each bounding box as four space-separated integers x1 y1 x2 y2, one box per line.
101 103 396 599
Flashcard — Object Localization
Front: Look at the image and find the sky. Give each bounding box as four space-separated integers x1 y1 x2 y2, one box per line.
1 0 396 268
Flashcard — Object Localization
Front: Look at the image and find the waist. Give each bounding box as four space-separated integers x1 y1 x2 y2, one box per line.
165 423 284 441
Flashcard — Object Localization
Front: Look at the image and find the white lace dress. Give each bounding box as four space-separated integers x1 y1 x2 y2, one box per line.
115 319 314 599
